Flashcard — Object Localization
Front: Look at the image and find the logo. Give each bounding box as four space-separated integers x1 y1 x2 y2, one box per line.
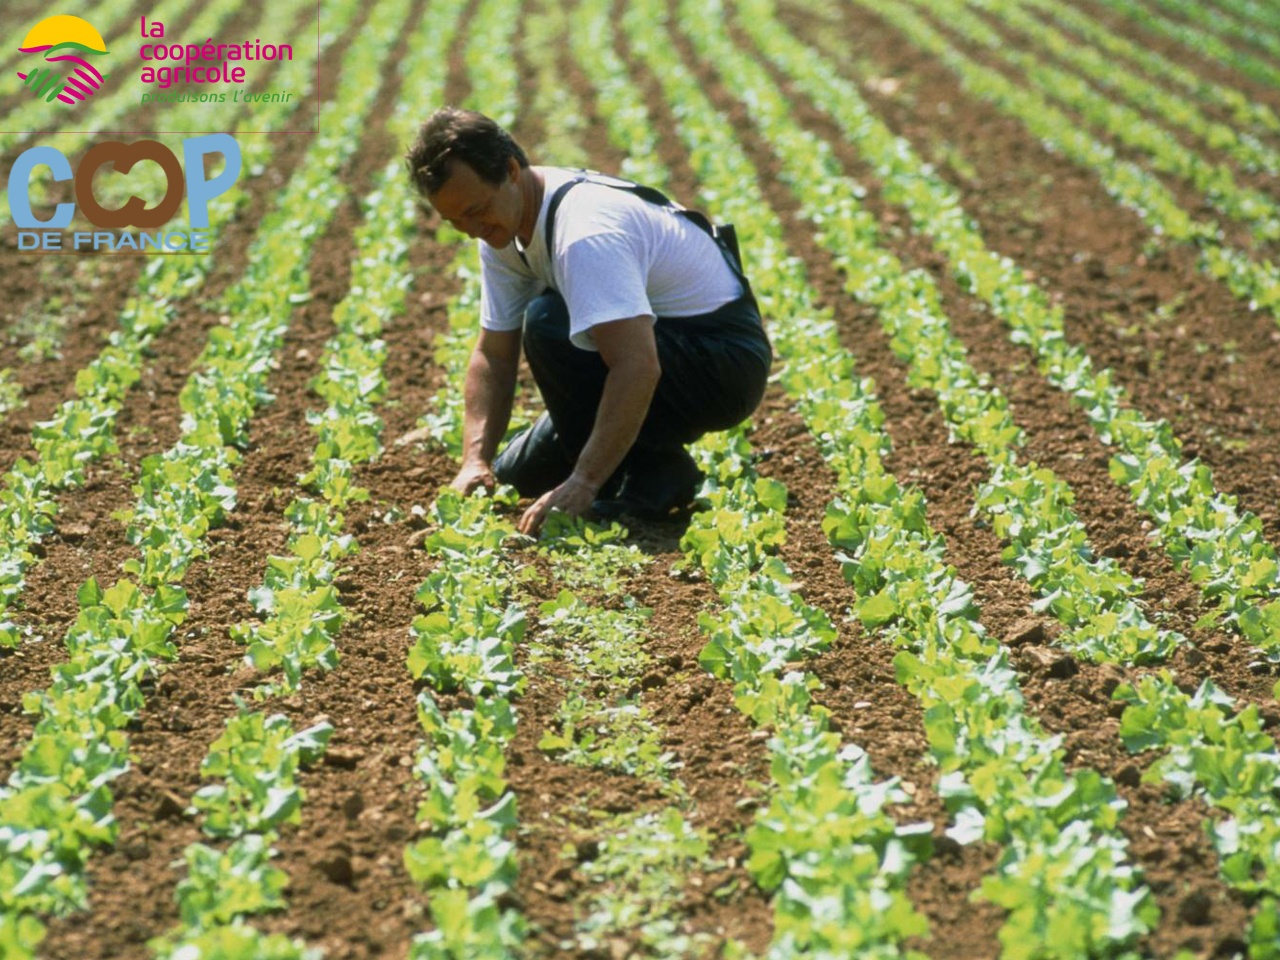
16 15 109 106
7 135 242 253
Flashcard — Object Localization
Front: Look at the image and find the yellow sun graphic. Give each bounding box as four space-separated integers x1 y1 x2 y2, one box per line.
20 15 107 54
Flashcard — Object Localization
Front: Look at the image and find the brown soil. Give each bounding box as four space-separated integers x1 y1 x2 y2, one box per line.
902 1 1274 261
2 2 1277 958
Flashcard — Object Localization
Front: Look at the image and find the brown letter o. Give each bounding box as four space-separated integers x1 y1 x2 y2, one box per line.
75 140 185 229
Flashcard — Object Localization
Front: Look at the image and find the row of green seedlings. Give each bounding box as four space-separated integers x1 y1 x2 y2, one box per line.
147 0 453 951
570 1 933 954
633 1 1159 954
746 0 1280 659
401 0 701 946
843 0 1280 326
1132 0 1280 80
727 1 1280 951
514 14 726 948
1216 0 1280 36
926 0 1280 240
533 520 720 957
0 0 335 651
150 707 333 958
614 3 958 955
398 0 526 954
685 432 932 960
0 0 389 950
521 0 589 170
407 488 527 958
963 0 1280 177
0 371 19 416
1113 671 1280 957
19 0 312 218
699 0 1184 666
1096 0 1280 91
1011 0 1280 138
6 257 116 367
524 14 726 952
565 0 667 188
0 0 250 212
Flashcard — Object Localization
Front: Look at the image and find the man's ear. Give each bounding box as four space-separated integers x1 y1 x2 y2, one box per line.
507 156 522 182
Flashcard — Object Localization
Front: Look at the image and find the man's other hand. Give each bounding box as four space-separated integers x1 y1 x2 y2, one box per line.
450 459 496 495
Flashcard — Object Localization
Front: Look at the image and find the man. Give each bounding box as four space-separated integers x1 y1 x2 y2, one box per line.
405 107 771 535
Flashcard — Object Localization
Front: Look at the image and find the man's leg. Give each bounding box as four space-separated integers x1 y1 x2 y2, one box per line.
489 411 575 497
607 296 772 517
496 289 771 513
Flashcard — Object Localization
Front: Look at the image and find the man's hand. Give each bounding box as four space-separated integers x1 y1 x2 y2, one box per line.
450 459 496 495
518 474 599 536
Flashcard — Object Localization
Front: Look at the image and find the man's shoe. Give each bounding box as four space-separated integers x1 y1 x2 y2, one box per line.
593 447 703 521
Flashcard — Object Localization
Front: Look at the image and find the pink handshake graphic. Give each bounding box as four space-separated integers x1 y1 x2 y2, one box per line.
16 15 109 106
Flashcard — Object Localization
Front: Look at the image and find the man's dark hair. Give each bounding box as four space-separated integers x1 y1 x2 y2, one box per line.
405 107 529 196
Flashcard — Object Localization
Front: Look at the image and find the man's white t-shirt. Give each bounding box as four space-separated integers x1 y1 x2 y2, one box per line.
478 166 744 351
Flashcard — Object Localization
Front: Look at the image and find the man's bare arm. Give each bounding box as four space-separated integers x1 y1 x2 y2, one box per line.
518 316 659 533
453 326 521 492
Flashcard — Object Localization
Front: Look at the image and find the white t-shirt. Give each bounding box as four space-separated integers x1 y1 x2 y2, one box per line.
478 166 744 350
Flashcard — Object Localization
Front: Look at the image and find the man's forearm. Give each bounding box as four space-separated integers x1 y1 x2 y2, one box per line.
461 348 517 465
570 361 659 490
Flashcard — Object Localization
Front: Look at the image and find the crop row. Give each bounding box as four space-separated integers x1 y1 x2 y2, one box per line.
151 708 333 959
528 7 730 951
725 1 1280 951
649 2 1163 954
1013 0 1279 136
712 9 1183 666
150 0 470 942
963 0 1280 177
610 44 928 960
1218 0 1280 35
395 0 529 954
398 1 713 949
139 0 440 948
1096 0 1280 91
230 81 425 698
535 520 720 953
855 0 1280 325
1131 0 1280 80
714 5 1185 671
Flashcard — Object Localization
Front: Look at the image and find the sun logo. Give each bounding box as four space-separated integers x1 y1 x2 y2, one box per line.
16 15 109 105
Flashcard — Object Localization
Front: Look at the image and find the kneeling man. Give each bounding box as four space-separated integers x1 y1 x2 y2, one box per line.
406 107 771 534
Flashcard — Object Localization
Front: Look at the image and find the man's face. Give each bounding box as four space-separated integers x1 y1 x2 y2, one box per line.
427 157 521 248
